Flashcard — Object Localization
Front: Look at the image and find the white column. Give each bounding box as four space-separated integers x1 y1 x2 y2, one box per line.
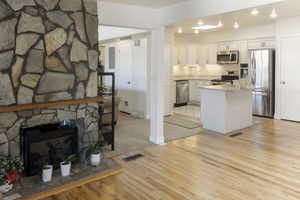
149 27 167 144
164 28 175 116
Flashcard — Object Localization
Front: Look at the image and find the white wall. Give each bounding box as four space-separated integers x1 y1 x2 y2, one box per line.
98 1 159 29
276 16 300 36
99 25 147 41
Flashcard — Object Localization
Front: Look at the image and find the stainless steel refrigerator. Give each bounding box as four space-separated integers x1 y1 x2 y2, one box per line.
249 49 275 118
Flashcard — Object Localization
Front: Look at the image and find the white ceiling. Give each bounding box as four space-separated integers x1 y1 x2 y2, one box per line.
100 0 187 8
172 0 300 34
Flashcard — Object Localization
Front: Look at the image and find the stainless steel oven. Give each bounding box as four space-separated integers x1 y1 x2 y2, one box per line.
217 51 239 64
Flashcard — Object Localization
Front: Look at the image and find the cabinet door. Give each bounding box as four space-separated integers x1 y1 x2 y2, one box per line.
239 41 249 64
172 81 176 105
229 42 239 50
248 39 275 50
218 42 229 51
263 39 276 49
218 42 239 51
198 80 211 102
172 45 179 65
207 44 217 64
197 45 207 66
187 44 197 65
178 44 187 66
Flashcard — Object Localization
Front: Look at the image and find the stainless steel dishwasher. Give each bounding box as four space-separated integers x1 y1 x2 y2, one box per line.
175 80 189 107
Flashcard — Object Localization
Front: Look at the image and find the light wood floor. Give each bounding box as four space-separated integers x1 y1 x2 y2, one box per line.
44 118 300 200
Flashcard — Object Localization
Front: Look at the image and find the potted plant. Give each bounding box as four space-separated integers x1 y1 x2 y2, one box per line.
85 135 106 167
0 156 23 193
42 164 53 183
60 154 78 177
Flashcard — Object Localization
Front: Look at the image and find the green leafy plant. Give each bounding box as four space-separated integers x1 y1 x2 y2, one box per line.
0 156 23 185
61 154 79 165
85 134 106 155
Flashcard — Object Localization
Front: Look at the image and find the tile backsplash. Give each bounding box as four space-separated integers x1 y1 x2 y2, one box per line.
173 64 239 77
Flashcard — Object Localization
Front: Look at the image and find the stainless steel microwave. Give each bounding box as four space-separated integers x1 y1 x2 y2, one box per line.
217 51 239 64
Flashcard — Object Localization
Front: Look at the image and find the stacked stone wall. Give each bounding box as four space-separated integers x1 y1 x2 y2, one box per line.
0 0 100 156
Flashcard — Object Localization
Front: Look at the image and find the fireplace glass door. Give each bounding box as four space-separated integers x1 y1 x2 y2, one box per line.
20 122 78 176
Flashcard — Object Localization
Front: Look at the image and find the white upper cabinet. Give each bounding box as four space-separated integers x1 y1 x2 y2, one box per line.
239 41 249 64
177 44 187 66
197 45 207 66
172 44 179 66
248 39 275 50
172 38 275 67
186 44 197 65
218 42 239 51
207 44 218 64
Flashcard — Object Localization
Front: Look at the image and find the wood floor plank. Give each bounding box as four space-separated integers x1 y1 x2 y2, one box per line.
42 118 300 200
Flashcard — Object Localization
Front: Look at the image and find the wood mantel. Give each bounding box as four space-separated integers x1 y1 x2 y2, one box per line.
0 97 104 113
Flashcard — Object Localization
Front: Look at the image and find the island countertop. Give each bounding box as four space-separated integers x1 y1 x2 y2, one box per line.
200 85 252 91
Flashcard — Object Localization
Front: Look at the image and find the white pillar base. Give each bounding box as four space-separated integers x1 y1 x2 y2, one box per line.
149 135 165 145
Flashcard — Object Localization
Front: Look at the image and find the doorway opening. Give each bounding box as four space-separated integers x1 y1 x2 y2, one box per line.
99 25 153 156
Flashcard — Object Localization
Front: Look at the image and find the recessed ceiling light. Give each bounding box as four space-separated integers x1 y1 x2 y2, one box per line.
194 30 199 34
192 25 218 30
198 19 204 25
233 22 240 29
251 8 259 16
178 27 183 33
270 8 278 18
217 20 223 27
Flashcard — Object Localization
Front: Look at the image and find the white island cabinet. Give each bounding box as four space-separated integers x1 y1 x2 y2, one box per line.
200 85 253 134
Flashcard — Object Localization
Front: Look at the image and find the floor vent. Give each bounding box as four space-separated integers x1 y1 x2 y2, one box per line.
230 132 243 137
123 153 144 162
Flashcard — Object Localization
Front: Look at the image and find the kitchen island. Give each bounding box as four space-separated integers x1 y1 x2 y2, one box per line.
200 85 252 134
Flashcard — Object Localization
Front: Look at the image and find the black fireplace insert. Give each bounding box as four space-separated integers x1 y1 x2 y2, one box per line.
20 121 78 176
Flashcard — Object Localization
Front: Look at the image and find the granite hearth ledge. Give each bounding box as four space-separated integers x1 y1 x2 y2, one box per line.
0 97 104 113
3 159 122 200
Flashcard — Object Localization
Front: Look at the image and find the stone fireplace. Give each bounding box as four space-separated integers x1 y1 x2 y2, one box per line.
0 0 100 157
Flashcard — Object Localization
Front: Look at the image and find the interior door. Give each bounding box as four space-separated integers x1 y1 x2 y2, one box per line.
117 41 132 114
280 36 300 121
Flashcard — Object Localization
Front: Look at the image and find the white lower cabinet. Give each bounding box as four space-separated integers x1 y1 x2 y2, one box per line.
189 80 198 102
189 80 212 102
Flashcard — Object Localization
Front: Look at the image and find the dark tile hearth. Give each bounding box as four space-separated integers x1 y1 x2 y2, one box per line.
3 159 121 200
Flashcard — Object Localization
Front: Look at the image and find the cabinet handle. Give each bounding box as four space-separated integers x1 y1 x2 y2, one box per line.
281 81 286 85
